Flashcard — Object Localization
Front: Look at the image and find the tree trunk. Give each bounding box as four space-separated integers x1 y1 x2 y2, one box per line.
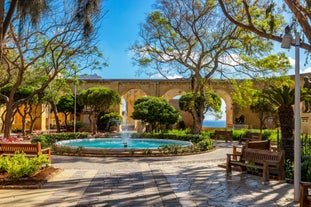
89 112 97 135
64 112 69 129
16 106 27 136
50 101 60 132
3 100 14 138
191 95 205 134
278 105 294 162
29 120 34 134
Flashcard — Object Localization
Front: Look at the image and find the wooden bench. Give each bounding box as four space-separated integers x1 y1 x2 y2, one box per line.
300 182 311 207
239 132 262 143
0 142 51 163
232 140 271 160
211 130 233 142
226 148 285 181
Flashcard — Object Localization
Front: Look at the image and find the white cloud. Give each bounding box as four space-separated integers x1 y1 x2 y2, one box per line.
150 73 182 79
288 57 295 66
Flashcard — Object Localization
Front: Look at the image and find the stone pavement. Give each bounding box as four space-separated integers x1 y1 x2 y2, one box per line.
0 141 299 207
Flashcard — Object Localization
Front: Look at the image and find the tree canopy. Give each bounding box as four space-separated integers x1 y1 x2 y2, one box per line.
179 91 222 123
132 96 180 131
57 93 83 130
218 0 311 52
132 0 289 133
78 87 121 134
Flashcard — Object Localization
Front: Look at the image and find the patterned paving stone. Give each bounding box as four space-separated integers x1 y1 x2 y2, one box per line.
0 141 300 207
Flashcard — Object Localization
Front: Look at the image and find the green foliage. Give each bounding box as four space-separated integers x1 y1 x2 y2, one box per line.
284 159 294 180
262 85 295 107
142 148 152 155
31 132 89 148
301 155 311 182
195 139 214 151
0 84 34 104
231 80 255 109
132 96 180 131
97 112 122 131
133 129 214 152
78 87 121 134
164 128 192 135
132 132 203 143
0 153 49 180
284 155 311 182
57 94 83 116
159 144 183 155
179 91 222 115
78 87 121 112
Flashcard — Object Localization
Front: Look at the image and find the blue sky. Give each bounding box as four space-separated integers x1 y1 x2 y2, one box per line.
96 0 156 79
95 0 311 80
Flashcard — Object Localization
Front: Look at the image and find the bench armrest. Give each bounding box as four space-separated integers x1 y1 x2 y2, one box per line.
41 148 51 163
41 147 51 153
227 153 242 161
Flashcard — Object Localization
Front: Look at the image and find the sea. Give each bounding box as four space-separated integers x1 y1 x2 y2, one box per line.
203 120 226 128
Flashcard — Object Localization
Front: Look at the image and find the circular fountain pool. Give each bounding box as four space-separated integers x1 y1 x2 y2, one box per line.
55 138 193 156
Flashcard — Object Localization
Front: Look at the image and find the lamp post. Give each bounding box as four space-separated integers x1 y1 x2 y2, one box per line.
74 83 77 137
281 28 301 201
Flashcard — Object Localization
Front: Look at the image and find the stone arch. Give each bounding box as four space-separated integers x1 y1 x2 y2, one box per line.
121 88 147 129
162 88 186 100
162 89 192 128
214 89 233 128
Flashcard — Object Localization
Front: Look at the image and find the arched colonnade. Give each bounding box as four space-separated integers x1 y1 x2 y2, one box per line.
78 78 234 129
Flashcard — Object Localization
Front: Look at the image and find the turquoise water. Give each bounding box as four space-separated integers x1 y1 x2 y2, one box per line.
203 120 226 128
56 138 192 149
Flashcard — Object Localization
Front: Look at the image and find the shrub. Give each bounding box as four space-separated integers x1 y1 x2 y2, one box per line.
195 139 214 151
159 144 183 154
142 148 152 155
31 132 89 148
0 153 49 179
301 155 311 182
284 159 294 180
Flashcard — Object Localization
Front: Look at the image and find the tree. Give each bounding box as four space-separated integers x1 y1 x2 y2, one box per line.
179 91 222 128
0 1 104 138
250 91 276 132
77 87 121 135
0 0 100 50
261 85 295 162
218 0 311 52
132 96 180 132
261 83 311 162
57 94 83 130
97 112 122 132
0 84 33 134
132 0 290 134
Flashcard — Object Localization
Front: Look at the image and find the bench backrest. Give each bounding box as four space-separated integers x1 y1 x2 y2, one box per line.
0 142 41 155
245 140 271 151
242 148 285 165
244 132 262 141
213 130 232 137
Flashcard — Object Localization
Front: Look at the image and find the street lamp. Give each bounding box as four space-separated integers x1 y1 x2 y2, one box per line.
281 26 301 201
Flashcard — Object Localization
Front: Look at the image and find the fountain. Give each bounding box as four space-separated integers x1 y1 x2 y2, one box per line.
121 108 130 148
55 100 192 155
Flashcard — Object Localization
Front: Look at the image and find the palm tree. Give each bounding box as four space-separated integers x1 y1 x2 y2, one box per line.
0 0 100 49
262 85 295 162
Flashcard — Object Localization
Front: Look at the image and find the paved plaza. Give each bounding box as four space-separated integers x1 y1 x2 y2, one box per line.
0 141 299 207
